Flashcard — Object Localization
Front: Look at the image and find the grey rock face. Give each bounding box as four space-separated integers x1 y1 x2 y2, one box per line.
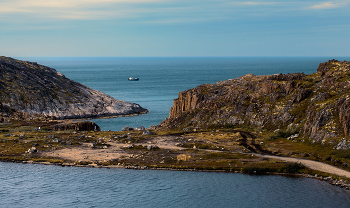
0 56 147 120
157 60 350 146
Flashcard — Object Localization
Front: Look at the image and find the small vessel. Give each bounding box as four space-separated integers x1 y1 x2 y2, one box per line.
128 77 139 81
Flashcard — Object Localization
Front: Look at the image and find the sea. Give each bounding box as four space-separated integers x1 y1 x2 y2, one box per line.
1 57 350 207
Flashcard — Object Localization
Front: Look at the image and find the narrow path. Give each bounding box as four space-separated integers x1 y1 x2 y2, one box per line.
254 154 350 178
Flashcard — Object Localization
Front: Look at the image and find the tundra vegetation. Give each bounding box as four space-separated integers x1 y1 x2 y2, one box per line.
1 58 350 184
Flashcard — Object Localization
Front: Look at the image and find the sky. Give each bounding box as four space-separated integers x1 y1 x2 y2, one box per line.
0 0 349 57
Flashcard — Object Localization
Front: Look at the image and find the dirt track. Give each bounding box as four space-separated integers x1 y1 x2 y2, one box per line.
255 154 350 178
42 135 350 178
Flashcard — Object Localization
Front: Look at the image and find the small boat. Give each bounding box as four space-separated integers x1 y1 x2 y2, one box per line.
128 77 139 81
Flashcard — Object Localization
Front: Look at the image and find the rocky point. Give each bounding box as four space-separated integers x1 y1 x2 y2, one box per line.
0 56 147 122
158 59 350 149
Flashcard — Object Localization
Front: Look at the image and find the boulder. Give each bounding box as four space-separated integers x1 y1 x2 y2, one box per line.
147 145 159 150
53 138 61 143
135 126 146 131
27 147 37 154
143 130 156 136
121 126 134 131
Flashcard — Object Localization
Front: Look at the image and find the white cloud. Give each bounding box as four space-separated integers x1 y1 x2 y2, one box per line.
307 2 346 9
0 0 164 20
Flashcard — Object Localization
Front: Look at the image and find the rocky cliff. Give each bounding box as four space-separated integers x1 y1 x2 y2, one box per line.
0 56 147 121
158 60 350 148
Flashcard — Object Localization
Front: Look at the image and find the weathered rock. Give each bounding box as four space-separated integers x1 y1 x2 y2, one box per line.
135 126 146 131
121 126 134 131
292 88 312 103
0 56 148 121
334 139 350 150
51 121 100 131
143 130 156 135
27 147 37 154
157 59 350 146
147 145 159 150
53 138 61 143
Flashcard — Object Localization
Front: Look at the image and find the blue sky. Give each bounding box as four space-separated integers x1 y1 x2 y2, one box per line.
0 0 349 57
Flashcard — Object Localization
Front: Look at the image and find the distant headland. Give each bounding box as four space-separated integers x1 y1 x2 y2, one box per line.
0 56 148 123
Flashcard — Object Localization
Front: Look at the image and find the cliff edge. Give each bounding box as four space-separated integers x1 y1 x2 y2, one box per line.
0 56 147 121
158 59 350 148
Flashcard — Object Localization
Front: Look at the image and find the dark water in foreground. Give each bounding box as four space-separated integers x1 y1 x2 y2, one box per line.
4 57 349 207
1 162 350 208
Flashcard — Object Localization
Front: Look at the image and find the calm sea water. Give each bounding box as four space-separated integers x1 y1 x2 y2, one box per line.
1 162 350 208
22 56 350 131
3 57 348 207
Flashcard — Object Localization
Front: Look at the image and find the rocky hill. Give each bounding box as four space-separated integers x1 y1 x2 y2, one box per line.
158 60 350 148
0 56 147 121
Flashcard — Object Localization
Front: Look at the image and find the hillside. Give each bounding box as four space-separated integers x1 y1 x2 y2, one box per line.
0 56 147 121
2 59 350 183
158 59 350 149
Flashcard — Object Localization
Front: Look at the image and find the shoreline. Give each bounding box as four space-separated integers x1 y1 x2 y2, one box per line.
2 125 350 191
2 159 349 190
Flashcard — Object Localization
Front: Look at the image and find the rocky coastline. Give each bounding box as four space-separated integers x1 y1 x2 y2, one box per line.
158 59 350 150
3 156 350 190
0 56 148 122
2 58 350 191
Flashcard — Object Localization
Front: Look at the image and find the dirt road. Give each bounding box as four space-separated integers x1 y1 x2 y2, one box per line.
255 154 350 178
42 135 350 178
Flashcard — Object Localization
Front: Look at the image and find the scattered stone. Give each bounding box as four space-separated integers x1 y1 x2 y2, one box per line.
135 126 146 131
53 138 61 143
287 134 299 140
334 139 350 150
147 145 159 150
122 126 134 131
143 130 156 136
77 135 85 139
27 147 37 154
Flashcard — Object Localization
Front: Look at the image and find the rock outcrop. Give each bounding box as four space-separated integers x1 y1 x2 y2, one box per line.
158 60 350 146
0 56 147 121
51 121 100 131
